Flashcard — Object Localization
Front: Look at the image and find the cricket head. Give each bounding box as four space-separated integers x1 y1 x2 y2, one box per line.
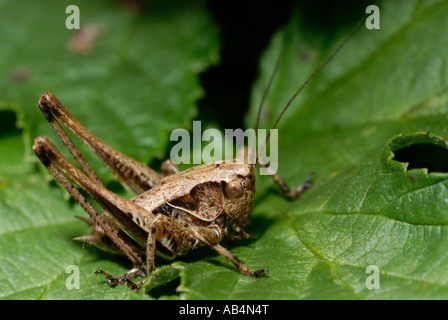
218 159 255 237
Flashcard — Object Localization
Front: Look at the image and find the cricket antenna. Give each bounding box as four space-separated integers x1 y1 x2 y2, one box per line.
256 15 366 164
250 31 291 166
254 31 291 134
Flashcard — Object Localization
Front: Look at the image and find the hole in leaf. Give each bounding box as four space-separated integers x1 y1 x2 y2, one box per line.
393 143 448 173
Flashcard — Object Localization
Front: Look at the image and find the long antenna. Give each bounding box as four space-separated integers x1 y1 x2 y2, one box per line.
249 31 291 165
256 16 366 162
254 31 291 133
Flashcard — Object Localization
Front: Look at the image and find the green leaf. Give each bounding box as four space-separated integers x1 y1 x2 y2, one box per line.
0 0 219 173
2 0 448 300
178 0 448 299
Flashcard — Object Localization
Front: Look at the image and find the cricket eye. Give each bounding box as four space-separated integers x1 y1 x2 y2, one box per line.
226 180 243 198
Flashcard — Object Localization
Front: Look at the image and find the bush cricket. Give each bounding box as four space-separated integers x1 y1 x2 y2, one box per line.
32 17 364 290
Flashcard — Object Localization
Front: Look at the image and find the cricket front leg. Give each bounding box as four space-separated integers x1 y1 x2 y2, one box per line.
198 230 267 278
147 214 267 279
211 244 267 278
259 162 314 200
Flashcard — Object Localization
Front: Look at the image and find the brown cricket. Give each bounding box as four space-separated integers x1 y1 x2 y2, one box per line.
32 91 311 290
32 19 363 290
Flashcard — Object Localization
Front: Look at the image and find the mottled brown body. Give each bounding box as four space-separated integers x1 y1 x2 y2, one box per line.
102 160 255 259
33 92 311 290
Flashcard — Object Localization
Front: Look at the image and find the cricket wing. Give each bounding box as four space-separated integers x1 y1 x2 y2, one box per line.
161 163 224 221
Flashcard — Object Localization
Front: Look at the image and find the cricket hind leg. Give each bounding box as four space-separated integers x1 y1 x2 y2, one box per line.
33 135 154 289
74 213 145 257
37 91 163 195
94 268 147 290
